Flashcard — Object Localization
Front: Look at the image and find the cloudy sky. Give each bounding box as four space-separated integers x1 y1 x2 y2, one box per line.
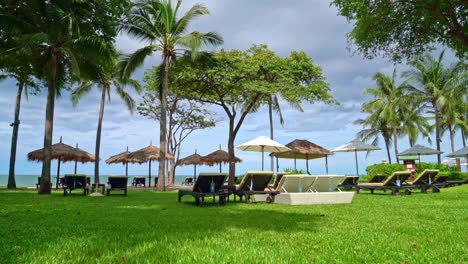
0 0 464 180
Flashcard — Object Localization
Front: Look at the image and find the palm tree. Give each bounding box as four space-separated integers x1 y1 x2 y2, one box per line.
1 1 118 194
0 45 40 189
354 111 393 164
119 0 223 191
399 104 431 147
361 70 411 163
403 50 467 164
71 53 141 185
454 99 468 148
266 95 303 171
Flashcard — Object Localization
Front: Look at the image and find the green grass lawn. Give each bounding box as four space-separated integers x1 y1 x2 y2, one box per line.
0 186 467 263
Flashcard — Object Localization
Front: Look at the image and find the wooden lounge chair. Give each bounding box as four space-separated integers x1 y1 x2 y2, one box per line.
178 173 229 206
36 177 52 189
275 174 317 193
107 176 128 196
271 172 291 189
432 175 449 190
234 171 279 204
368 174 387 183
356 171 411 196
183 177 194 186
63 174 89 196
132 176 146 187
310 175 346 192
338 176 359 190
403 169 439 193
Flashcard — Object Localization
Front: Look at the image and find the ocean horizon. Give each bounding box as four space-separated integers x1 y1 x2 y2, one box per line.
0 174 195 187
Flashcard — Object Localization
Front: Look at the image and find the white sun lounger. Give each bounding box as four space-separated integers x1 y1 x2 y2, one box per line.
276 174 317 193
309 175 346 192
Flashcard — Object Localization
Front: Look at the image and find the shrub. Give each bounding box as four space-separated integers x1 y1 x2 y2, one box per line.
440 171 468 181
283 168 307 174
365 162 457 178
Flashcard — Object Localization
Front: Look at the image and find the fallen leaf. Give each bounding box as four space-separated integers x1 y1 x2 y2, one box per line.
122 256 125 261
77 212 80 215
411 244 419 249
1 215 9 218
320 214 325 217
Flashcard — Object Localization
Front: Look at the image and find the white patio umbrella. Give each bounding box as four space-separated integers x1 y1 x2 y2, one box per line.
236 136 290 170
446 146 468 171
332 139 381 177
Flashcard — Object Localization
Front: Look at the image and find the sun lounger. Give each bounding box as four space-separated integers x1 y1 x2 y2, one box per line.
271 172 292 189
338 176 359 190
310 175 346 192
273 175 354 205
356 171 411 195
132 176 146 187
63 174 89 196
36 177 52 189
183 177 194 186
368 174 387 183
234 171 279 204
107 176 128 196
178 173 229 206
432 174 449 190
403 169 439 193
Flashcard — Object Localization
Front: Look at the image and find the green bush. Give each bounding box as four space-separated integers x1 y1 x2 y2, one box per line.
365 162 457 178
283 168 307 174
440 171 468 181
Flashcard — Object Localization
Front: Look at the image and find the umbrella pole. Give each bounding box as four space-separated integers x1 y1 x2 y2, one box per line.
74 143 78 174
125 163 128 177
326 155 328 175
355 150 359 178
294 153 297 171
219 163 222 173
194 164 197 181
306 154 309 174
418 154 421 172
149 160 151 188
276 156 279 173
262 146 264 171
56 157 61 189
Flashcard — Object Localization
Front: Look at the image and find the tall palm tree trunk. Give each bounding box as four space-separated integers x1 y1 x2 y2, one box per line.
94 84 107 185
433 102 441 164
393 127 399 163
8 81 24 189
408 136 414 147
157 55 170 191
384 137 392 164
39 53 57 194
228 117 236 185
462 129 466 148
448 125 461 171
268 100 274 172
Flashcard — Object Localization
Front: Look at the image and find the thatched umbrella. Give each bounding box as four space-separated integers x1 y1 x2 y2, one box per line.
125 142 174 187
105 146 131 176
27 136 95 189
201 147 242 173
271 139 334 174
176 149 204 181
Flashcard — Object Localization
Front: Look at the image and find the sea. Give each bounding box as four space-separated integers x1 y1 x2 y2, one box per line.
0 174 193 187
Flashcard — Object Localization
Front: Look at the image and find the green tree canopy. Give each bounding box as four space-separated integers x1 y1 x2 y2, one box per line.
165 44 335 183
331 0 468 61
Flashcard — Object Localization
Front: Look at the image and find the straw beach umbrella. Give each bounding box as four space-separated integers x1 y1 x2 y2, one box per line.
332 139 381 177
397 144 443 169
126 142 174 187
271 139 334 174
27 136 95 189
201 148 242 173
236 136 290 170
177 150 204 181
105 147 131 176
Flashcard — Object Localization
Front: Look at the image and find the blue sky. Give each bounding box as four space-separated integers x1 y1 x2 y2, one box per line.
0 0 465 177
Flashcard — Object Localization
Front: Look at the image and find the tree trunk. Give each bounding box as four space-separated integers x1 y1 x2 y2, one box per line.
408 136 414 147
7 81 24 189
393 127 399 164
385 138 392 164
268 99 274 172
94 84 107 185
39 52 57 194
228 116 236 185
157 55 170 191
433 102 441 164
462 129 466 148
448 124 461 171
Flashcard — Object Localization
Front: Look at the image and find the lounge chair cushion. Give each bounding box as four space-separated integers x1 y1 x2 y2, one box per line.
236 171 274 191
275 174 316 193
310 175 346 192
405 169 439 185
357 171 411 187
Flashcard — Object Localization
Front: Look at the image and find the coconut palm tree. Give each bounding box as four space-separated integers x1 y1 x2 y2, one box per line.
399 103 431 147
403 50 467 164
118 0 223 191
361 70 411 163
0 44 40 189
71 53 141 185
354 111 393 163
1 1 120 194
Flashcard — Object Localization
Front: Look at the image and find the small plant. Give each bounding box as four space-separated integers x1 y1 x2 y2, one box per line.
283 168 307 174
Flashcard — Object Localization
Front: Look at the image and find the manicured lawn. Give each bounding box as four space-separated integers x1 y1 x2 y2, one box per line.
0 186 467 263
